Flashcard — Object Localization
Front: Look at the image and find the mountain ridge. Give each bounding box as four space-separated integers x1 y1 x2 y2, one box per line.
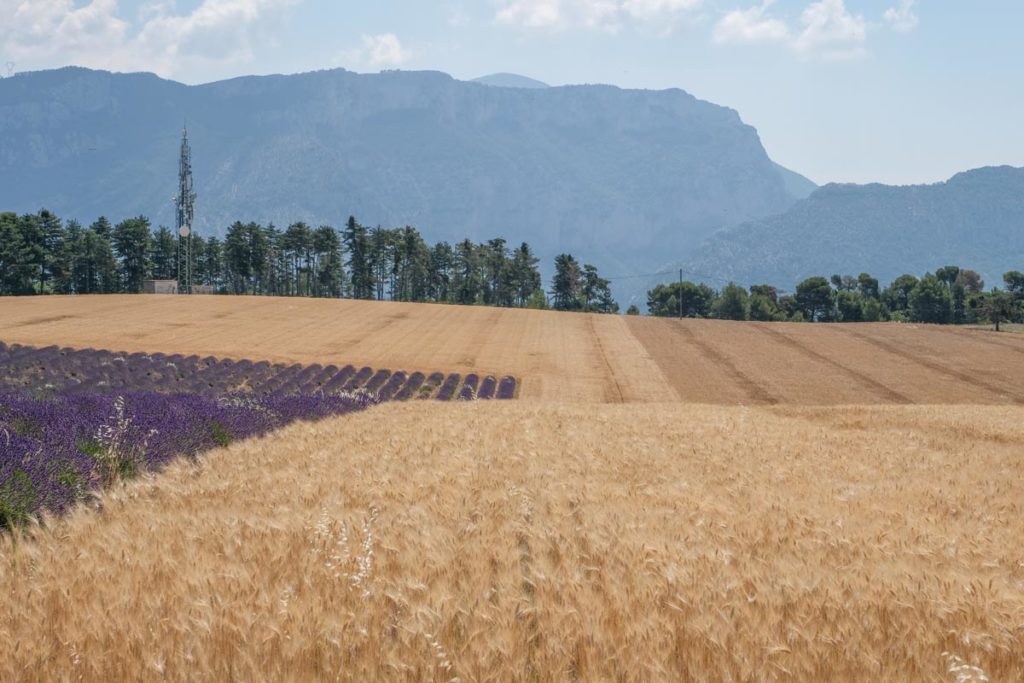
677 165 1024 290
0 66 806 302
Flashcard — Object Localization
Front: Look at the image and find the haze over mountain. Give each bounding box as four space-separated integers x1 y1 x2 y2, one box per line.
0 66 808 302
679 166 1024 291
471 73 550 89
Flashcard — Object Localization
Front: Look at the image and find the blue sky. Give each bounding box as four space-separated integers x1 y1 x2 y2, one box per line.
2 1 1022 185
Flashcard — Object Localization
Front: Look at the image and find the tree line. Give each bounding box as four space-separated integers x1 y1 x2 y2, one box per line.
646 268 1024 329
0 210 617 313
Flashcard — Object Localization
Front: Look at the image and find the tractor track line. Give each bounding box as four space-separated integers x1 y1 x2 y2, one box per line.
842 328 1024 405
674 322 778 405
755 325 912 404
930 326 1024 355
588 316 625 404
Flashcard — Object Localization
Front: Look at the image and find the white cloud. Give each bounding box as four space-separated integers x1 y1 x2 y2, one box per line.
793 0 866 59
621 0 702 21
0 0 129 64
336 33 410 70
0 0 298 79
361 34 409 67
883 0 919 32
713 1 790 45
494 0 701 31
496 0 564 28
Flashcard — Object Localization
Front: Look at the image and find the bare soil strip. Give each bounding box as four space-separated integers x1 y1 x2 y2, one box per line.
624 317 760 403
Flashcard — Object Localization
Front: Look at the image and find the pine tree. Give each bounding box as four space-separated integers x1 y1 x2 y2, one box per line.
112 216 152 293
550 254 582 311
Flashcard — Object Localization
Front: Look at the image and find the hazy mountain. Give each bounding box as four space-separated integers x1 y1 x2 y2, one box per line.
0 66 806 301
680 166 1024 290
772 162 817 200
471 73 550 89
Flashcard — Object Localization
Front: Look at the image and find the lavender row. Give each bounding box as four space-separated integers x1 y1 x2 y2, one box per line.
0 342 517 403
0 343 518 529
0 390 377 529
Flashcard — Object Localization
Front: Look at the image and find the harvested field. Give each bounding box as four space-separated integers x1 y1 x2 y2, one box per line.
1 401 1022 681
4 295 1024 404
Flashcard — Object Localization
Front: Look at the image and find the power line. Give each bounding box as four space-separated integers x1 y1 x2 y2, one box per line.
603 265 782 292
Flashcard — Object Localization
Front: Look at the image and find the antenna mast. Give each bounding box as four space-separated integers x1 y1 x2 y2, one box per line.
175 125 196 294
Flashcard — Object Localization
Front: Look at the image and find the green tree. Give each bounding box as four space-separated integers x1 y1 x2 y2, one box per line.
88 218 120 293
0 212 37 294
972 289 1018 331
342 217 373 299
112 216 152 293
795 276 834 321
857 273 880 299
38 209 69 294
748 294 779 321
908 274 953 324
510 242 542 307
861 297 884 322
835 290 865 322
314 225 344 297
581 264 617 313
526 289 548 309
199 236 224 290
713 283 749 320
646 281 715 317
883 274 919 315
150 226 178 280
428 241 454 302
1004 271 1024 298
224 221 253 294
550 253 582 311
453 239 481 305
935 265 960 288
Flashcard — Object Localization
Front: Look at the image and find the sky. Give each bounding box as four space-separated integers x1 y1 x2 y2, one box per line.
1 0 1022 185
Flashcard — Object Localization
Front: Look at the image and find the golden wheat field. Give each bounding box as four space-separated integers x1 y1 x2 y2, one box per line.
1 296 1023 681
4 294 1024 404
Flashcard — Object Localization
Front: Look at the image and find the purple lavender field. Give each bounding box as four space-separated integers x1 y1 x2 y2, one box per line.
0 341 516 528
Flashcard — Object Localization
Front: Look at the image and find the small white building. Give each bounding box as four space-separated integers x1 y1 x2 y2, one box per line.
143 279 179 294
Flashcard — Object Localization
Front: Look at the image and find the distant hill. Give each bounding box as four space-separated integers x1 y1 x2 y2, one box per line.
0 66 806 303
772 162 817 200
679 166 1024 289
471 73 549 89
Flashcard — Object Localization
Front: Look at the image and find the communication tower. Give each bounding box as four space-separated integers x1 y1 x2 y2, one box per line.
175 125 196 293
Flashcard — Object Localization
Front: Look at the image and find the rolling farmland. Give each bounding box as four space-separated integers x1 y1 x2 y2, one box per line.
2 295 1023 681
3 295 1024 404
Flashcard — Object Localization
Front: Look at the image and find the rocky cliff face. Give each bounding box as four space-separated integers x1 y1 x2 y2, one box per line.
0 66 806 298
680 166 1024 289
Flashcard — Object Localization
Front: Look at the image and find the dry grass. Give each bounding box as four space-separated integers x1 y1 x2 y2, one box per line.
2 401 1022 681
4 295 1024 404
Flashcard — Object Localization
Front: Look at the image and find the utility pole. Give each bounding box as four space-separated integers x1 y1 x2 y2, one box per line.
175 125 196 294
678 268 683 319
